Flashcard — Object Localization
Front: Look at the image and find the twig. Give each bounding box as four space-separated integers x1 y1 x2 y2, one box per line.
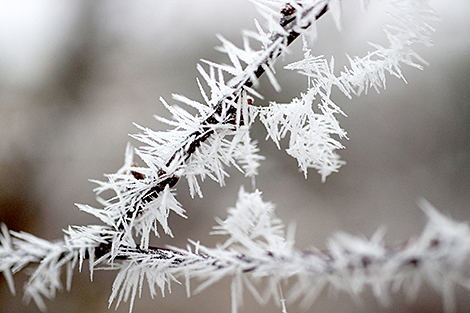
139 2 330 207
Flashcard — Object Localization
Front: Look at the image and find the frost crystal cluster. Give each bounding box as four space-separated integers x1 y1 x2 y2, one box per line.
1 1 468 313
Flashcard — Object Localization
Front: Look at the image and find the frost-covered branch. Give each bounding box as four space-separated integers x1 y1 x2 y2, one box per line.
78 1 331 258
0 224 103 311
2 0 465 313
134 0 330 198
2 191 470 313
259 0 438 180
105 194 470 313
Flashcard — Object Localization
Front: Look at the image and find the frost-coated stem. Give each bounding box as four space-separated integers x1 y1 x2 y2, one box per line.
4 195 468 313
1 1 460 312
96 1 331 258
148 2 329 200
83 197 470 313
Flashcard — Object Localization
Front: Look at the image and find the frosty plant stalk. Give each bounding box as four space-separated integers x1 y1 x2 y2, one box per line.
1 1 469 313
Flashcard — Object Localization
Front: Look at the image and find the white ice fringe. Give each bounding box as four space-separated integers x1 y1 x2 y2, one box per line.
259 0 438 179
105 190 470 313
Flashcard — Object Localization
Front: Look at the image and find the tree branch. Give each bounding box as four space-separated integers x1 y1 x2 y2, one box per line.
140 2 330 205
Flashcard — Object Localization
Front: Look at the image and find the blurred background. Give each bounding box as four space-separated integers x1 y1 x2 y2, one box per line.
1 0 469 312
